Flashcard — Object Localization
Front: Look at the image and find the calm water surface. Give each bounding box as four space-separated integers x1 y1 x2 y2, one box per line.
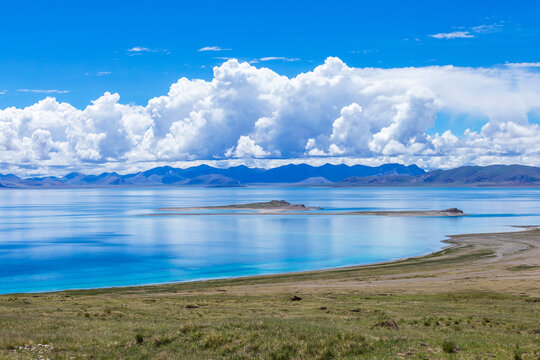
1 187 539 294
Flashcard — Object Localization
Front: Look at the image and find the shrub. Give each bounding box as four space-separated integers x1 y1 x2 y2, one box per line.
201 333 226 349
179 323 199 334
442 340 458 353
154 335 174 347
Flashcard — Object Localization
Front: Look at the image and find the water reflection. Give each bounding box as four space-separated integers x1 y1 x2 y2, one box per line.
0 187 539 293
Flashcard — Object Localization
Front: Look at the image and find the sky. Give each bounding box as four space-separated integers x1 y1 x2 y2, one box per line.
1 0 540 176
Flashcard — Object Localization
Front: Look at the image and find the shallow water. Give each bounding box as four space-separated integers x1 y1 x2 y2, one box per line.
1 187 539 294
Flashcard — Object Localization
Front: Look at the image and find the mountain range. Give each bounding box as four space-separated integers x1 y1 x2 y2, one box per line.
0 163 539 188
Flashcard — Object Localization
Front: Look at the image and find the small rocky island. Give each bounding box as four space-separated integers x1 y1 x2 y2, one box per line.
347 208 467 217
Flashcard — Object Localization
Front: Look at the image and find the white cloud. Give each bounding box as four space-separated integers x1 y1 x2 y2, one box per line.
127 47 156 52
430 31 474 39
350 49 379 54
85 71 112 76
126 47 168 55
259 57 300 62
2 57 540 176
225 136 270 158
430 22 504 40
17 89 70 94
505 62 540 68
472 23 503 34
198 46 231 52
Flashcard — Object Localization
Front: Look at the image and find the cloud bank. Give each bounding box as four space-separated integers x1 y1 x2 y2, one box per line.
1 57 540 175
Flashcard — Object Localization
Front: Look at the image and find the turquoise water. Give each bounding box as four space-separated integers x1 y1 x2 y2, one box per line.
1 187 539 294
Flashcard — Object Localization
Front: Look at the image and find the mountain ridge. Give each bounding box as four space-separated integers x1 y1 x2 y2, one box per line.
1 163 539 188
0 163 422 187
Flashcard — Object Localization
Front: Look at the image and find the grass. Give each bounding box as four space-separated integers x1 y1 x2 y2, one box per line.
1 228 539 359
1 291 539 359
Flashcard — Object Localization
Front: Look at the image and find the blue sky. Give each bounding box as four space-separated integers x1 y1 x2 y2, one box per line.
1 0 539 108
1 0 540 175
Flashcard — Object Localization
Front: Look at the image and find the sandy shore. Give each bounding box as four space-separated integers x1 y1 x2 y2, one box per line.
206 226 540 297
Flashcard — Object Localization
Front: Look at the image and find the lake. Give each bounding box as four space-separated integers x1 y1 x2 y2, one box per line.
1 187 539 294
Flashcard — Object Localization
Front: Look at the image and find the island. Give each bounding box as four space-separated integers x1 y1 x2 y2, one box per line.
151 201 467 217
158 200 322 212
344 207 466 217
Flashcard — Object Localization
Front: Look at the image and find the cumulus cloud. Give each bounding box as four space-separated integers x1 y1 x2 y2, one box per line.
430 31 474 39
225 136 270 158
2 57 540 176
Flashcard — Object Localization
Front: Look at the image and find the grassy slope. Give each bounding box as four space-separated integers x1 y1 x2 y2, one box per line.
1 229 539 359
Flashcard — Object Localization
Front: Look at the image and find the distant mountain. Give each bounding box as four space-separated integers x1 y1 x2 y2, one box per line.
1 163 539 188
185 174 242 186
339 175 414 185
338 165 540 187
0 163 423 188
115 163 424 184
414 165 540 185
257 163 424 183
294 177 334 185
